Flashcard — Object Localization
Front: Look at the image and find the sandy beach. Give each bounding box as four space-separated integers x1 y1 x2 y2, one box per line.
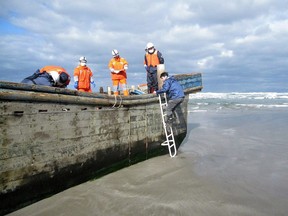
8 110 288 216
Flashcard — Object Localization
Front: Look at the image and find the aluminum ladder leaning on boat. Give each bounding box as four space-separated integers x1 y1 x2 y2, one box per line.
158 93 177 157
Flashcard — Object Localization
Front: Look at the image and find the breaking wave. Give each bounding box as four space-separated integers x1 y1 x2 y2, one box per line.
188 92 288 112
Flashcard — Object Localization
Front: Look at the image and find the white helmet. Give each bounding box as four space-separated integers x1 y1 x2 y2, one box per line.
79 56 87 63
112 49 119 57
146 42 154 49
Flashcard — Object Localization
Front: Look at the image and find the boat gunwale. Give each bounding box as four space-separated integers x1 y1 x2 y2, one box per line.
0 73 203 106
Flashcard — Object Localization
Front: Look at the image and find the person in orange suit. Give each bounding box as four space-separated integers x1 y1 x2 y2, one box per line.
21 65 70 88
108 49 129 96
73 56 95 92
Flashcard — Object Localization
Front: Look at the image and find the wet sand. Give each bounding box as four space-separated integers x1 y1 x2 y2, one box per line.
8 110 288 216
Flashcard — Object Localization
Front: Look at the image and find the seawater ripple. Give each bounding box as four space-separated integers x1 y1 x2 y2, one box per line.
188 92 288 111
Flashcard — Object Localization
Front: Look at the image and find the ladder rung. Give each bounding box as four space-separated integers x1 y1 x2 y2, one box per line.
167 134 173 138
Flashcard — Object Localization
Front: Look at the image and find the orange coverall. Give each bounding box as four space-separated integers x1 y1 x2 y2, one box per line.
108 57 129 96
40 65 71 86
73 65 94 92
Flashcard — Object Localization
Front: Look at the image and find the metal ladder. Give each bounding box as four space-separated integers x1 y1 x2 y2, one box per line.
158 94 177 157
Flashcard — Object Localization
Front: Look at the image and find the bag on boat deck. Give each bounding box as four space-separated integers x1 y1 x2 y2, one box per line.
130 89 146 95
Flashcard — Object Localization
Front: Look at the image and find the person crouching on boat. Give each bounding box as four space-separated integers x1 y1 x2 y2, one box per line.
73 56 95 92
108 49 129 96
154 72 185 123
21 65 71 88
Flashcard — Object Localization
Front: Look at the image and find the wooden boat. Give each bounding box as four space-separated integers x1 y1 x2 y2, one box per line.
0 73 202 215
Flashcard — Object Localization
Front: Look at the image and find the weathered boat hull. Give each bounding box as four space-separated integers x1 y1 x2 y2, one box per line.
0 73 202 215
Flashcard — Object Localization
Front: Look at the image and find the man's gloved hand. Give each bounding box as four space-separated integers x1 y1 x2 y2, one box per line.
74 81 78 89
91 81 96 88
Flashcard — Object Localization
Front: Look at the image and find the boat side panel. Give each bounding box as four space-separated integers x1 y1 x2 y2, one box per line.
0 98 187 214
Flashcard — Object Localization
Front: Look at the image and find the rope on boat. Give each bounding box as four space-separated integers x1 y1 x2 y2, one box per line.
112 94 117 108
112 94 122 108
118 95 123 108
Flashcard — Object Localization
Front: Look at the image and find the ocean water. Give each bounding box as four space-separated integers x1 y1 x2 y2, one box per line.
189 92 288 112
8 92 288 216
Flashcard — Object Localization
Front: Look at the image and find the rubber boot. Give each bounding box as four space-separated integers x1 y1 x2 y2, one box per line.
123 89 129 96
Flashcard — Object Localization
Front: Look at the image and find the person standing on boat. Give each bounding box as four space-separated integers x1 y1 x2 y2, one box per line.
74 56 95 92
154 72 185 123
108 49 129 96
144 42 164 93
21 65 70 88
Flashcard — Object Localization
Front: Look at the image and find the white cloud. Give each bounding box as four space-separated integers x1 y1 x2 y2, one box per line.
163 24 214 43
269 20 288 34
197 56 214 69
220 50 234 58
0 0 288 92
169 2 195 20
234 35 260 44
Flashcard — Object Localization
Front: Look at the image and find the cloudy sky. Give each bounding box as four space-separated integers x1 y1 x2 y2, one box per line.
0 0 287 92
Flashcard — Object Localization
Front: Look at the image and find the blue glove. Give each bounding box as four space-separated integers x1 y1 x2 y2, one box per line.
74 81 78 89
91 81 96 88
